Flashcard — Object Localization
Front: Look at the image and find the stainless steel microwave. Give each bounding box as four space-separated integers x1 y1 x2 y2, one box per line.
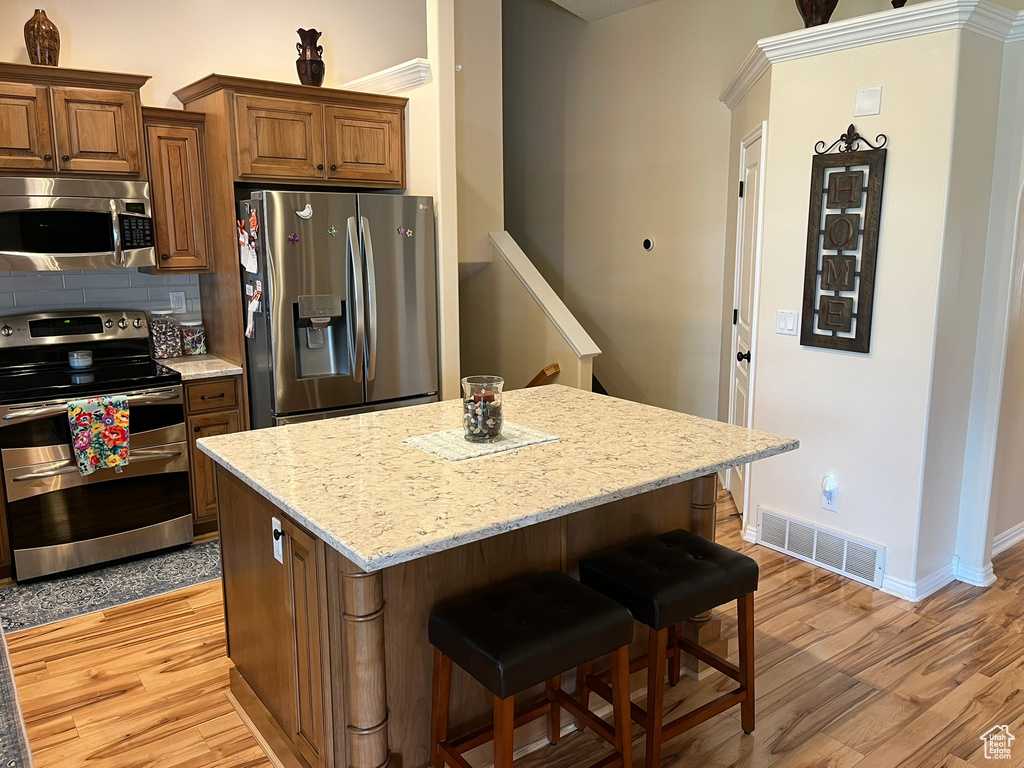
0 177 156 271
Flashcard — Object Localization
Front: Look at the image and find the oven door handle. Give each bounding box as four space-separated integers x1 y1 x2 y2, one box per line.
11 449 184 481
2 389 181 423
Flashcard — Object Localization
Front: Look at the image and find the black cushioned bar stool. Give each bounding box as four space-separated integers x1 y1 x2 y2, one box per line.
578 529 759 768
429 570 635 768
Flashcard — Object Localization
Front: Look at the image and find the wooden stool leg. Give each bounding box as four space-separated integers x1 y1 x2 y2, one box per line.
431 649 452 768
737 592 755 734
610 644 633 768
494 694 516 768
667 623 681 686
546 674 562 745
575 661 593 731
645 627 669 768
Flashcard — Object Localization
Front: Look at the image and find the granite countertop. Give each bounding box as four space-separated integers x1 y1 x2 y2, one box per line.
160 354 243 381
198 385 799 572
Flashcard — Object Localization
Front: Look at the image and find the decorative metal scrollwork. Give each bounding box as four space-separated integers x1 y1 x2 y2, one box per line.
815 123 889 155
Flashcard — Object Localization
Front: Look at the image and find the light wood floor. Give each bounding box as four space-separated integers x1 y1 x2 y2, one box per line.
8 491 1024 767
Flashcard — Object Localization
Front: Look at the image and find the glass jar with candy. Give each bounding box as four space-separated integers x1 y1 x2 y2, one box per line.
462 375 504 442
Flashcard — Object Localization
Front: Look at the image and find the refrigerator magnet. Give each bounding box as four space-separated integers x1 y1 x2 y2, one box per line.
295 204 313 220
288 233 300 245
327 225 337 238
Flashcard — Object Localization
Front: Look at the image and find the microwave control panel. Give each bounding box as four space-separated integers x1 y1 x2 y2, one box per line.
119 215 155 250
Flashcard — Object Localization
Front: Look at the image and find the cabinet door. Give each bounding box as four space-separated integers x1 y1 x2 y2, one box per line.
187 408 241 523
283 518 327 768
146 123 211 271
234 95 325 180
324 104 404 187
0 82 54 171
51 86 143 174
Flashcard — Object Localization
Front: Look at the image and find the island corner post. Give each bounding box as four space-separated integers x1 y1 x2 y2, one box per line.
215 466 725 768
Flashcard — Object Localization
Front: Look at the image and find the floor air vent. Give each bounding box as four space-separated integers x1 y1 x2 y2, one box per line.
756 507 885 587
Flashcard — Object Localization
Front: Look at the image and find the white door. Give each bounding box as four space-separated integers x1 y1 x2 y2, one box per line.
729 124 767 525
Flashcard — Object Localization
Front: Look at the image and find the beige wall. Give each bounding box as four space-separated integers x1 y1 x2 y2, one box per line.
503 0 913 420
455 0 504 268
1 0 426 106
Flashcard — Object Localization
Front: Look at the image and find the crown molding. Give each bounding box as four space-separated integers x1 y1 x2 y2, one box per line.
721 46 771 110
722 0 1024 109
341 58 431 95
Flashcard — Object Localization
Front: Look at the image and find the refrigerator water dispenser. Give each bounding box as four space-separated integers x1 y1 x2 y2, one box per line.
293 294 347 379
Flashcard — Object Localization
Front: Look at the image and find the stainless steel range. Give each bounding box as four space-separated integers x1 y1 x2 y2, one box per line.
0 310 192 581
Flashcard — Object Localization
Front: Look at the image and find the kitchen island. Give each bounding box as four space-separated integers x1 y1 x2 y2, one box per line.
198 385 798 768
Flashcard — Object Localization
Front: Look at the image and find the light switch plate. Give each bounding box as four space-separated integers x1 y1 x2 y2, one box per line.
855 87 883 117
272 517 283 563
776 310 799 336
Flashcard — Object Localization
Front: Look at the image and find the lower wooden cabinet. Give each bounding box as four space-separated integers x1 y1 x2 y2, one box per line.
184 376 242 535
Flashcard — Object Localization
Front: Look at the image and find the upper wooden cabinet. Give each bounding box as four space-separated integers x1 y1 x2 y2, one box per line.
325 104 404 186
0 63 148 179
143 107 211 272
175 74 406 188
0 82 54 171
234 94 325 180
51 86 142 174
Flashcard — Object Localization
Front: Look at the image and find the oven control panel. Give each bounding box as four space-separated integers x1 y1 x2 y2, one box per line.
119 215 155 250
0 310 150 347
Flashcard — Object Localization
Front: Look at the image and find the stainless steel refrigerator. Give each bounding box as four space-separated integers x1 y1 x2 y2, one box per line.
238 190 439 429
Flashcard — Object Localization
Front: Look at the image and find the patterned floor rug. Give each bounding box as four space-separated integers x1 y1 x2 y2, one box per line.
0 540 222 633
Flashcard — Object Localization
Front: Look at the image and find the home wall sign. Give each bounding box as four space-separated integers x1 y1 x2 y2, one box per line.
800 124 887 354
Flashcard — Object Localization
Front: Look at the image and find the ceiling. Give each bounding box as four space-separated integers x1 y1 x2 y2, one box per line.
548 0 661 22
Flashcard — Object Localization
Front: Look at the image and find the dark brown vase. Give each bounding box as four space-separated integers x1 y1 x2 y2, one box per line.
24 9 60 67
296 28 324 87
795 0 840 27
892 0 908 6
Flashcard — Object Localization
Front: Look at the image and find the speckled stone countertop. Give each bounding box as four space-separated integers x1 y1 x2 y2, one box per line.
198 385 798 572
160 354 243 381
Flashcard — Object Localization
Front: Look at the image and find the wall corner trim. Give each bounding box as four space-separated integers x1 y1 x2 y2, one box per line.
341 58 432 95
952 555 997 587
880 563 956 602
721 0 1023 111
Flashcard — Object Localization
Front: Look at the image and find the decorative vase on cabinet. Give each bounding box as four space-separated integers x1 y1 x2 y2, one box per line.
795 0 840 27
24 9 60 66
296 28 325 87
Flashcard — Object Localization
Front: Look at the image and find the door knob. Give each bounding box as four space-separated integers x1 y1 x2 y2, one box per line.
61 154 70 162
737 350 751 363
273 528 284 541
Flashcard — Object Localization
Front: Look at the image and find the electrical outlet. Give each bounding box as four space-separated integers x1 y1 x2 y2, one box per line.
821 476 838 512
272 517 284 563
169 291 186 312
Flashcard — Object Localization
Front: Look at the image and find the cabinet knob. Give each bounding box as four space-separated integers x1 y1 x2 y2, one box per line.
161 253 170 261
43 154 52 162
330 164 337 172
317 164 324 171
194 426 201 433
61 154 70 162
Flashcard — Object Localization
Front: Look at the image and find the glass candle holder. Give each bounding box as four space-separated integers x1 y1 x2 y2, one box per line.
462 375 504 442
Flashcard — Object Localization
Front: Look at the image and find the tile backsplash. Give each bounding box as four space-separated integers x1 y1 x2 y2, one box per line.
0 270 203 320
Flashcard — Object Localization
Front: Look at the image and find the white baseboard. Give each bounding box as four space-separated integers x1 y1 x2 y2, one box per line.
993 519 1024 556
952 556 997 587
881 563 956 602
742 523 757 543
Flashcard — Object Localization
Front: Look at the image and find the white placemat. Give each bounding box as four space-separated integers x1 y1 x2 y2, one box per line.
404 422 560 461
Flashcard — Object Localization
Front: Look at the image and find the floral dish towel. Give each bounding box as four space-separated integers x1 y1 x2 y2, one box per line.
68 396 130 476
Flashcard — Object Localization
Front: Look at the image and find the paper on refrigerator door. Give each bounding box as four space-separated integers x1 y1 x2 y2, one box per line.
237 219 258 273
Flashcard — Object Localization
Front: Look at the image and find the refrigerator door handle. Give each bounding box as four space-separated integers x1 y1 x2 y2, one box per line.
347 216 365 383
361 216 378 382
